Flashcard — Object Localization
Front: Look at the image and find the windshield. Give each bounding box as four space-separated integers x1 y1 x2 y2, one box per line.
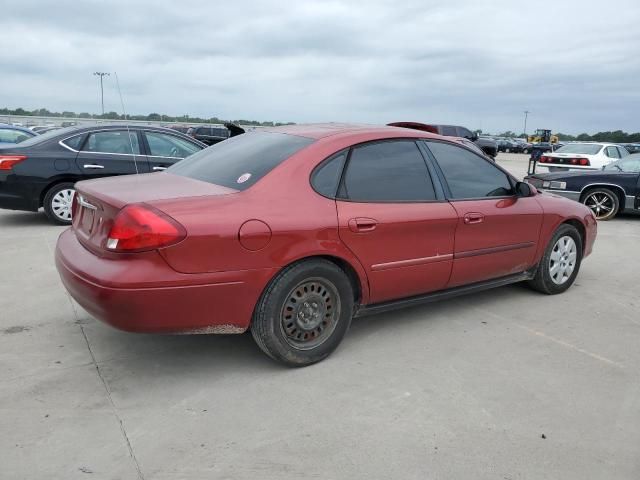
168 131 314 190
13 126 79 147
603 154 640 173
554 144 602 155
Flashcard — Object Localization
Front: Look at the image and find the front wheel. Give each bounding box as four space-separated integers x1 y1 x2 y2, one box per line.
43 182 76 225
528 224 583 295
251 259 354 367
581 188 619 220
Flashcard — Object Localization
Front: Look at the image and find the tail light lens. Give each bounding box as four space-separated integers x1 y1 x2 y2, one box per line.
71 193 80 221
0 155 27 170
540 156 549 163
578 158 590 166
106 204 186 252
570 158 578 165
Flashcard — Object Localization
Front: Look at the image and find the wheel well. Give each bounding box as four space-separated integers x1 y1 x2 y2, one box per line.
282 255 363 304
563 219 586 254
39 178 80 208
580 185 625 210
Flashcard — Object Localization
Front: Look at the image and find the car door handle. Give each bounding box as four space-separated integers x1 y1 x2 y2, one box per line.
83 164 104 169
348 217 378 233
152 166 167 171
463 213 485 224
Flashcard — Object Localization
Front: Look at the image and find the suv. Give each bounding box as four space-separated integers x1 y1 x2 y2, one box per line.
186 125 230 145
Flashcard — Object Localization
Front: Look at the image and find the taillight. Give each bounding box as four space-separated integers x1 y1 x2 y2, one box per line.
0 155 27 170
570 158 578 165
105 204 186 252
578 158 590 166
540 156 549 163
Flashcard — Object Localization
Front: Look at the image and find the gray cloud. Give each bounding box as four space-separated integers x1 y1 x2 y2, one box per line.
2 0 639 133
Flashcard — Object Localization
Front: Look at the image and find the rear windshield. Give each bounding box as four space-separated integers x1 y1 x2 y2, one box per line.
555 144 603 155
168 131 314 190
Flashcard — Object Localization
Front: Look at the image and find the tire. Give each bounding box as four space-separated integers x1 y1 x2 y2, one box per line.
528 224 583 295
43 182 76 225
581 187 619 221
251 259 354 367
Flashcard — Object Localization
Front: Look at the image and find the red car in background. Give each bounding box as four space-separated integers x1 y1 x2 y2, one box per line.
55 124 597 366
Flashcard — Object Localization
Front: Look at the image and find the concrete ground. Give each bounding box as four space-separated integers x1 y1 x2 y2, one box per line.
1 153 639 479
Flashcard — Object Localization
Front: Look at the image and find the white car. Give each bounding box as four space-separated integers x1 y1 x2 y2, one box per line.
537 142 628 171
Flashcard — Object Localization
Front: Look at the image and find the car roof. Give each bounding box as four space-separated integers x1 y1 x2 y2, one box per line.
0 124 35 134
262 123 442 140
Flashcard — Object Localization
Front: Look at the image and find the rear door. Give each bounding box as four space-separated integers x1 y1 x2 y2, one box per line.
76 129 149 178
425 140 543 287
335 139 458 303
142 130 203 172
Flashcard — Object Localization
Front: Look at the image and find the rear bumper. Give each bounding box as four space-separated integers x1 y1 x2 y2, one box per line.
55 228 277 333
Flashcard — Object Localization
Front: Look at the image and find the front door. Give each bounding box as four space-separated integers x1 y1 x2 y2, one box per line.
335 140 458 303
76 129 149 178
425 140 543 287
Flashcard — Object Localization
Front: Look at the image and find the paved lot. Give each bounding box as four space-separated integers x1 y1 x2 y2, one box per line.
1 153 639 479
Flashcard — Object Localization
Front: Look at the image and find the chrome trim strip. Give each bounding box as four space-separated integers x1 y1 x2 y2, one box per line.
455 241 535 259
625 195 636 210
152 166 167 171
77 195 97 210
579 183 627 195
58 139 79 152
371 254 454 271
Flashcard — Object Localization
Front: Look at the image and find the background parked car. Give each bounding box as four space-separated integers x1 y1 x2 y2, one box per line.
168 124 191 134
387 122 497 157
536 142 628 171
186 123 245 145
525 153 640 220
0 124 205 224
622 143 640 154
0 124 37 145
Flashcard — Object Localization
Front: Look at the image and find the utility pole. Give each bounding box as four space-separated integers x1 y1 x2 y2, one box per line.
523 110 530 136
93 72 110 115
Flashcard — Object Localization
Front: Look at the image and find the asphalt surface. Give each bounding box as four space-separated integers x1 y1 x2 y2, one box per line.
1 153 639 479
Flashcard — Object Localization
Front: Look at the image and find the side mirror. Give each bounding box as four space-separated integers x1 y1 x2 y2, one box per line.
515 181 534 197
470 133 479 142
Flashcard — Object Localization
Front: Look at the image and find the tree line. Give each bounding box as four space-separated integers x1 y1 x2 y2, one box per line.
0 107 294 127
488 129 640 143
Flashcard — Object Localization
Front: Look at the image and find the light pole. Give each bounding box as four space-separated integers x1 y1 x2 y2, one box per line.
93 72 110 115
523 110 530 136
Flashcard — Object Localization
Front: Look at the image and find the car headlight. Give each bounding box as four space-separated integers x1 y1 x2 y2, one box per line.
542 181 566 190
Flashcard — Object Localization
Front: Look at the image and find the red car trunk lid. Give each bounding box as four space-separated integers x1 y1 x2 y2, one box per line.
72 173 237 254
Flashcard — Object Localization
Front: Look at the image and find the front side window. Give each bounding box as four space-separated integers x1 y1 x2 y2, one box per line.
617 146 629 158
168 131 314 191
441 126 457 137
426 141 514 199
82 131 141 155
340 141 436 202
145 132 201 158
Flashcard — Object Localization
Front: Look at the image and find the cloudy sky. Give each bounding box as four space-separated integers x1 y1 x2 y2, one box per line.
2 0 639 134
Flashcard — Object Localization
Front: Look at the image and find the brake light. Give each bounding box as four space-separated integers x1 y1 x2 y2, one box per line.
0 155 27 170
539 156 549 163
71 193 80 221
106 204 186 252
578 158 590 166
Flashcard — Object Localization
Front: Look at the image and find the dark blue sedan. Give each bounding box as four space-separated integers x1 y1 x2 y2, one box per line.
525 154 640 220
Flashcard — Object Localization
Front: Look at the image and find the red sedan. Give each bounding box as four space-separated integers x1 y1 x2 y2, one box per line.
55 124 597 366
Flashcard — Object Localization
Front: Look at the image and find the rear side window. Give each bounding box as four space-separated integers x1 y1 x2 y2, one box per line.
441 126 457 136
82 131 141 155
426 141 514 199
61 135 84 150
340 141 436 202
311 151 347 198
168 132 314 190
605 146 620 159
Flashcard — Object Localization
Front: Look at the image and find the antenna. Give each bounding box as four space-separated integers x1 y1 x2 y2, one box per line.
113 71 139 175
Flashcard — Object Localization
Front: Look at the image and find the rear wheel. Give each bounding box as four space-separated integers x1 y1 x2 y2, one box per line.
251 259 354 367
43 182 76 225
528 224 583 295
581 187 619 220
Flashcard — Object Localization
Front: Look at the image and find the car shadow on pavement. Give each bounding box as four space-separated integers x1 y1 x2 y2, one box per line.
0 210 51 226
